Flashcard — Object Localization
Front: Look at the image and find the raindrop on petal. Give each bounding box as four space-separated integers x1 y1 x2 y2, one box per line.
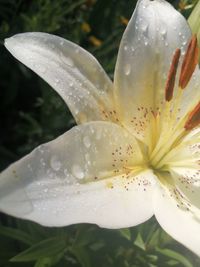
72 164 85 179
141 23 148 35
60 53 74 67
160 29 167 37
131 46 135 52
83 136 91 148
50 155 61 171
54 78 60 84
40 158 46 166
124 64 131 76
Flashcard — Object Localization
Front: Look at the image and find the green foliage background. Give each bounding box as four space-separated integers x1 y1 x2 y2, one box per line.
0 0 200 266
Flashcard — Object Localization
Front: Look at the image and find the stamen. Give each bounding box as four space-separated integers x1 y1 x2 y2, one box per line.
185 102 200 130
165 49 181 101
179 35 199 89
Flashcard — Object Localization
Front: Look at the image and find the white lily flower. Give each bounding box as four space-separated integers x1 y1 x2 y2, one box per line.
1 0 200 256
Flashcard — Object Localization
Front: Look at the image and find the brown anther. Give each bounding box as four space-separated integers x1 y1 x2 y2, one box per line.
165 48 181 101
179 35 199 89
185 102 200 130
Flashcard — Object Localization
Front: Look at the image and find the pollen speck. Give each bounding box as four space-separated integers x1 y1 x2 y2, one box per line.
106 181 114 189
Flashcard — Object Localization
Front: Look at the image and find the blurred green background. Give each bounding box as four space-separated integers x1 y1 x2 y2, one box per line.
0 0 200 266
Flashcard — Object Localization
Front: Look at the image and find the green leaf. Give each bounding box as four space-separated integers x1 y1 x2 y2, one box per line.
146 228 160 248
119 229 131 241
156 247 193 267
71 246 91 267
147 254 158 263
0 225 34 245
34 253 63 267
34 258 51 267
166 259 179 266
89 240 105 251
134 233 146 251
10 237 66 262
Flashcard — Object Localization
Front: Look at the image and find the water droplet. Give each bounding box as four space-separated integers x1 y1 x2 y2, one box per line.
131 46 135 52
60 53 74 67
85 153 91 165
141 24 148 34
69 81 74 87
72 164 85 179
40 158 46 166
50 155 61 171
90 126 95 134
160 29 167 37
54 78 60 84
144 41 148 46
83 136 91 148
64 168 68 176
124 45 128 51
44 188 49 193
124 64 131 76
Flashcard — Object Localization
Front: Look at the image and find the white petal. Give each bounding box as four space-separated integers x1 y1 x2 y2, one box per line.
171 167 200 210
114 0 191 141
154 183 200 256
0 121 154 228
5 32 114 124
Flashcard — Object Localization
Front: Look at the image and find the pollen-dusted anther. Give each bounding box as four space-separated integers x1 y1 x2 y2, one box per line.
165 48 181 101
179 35 199 89
185 102 200 130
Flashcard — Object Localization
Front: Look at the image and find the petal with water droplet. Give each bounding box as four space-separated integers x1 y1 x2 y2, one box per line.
5 32 114 124
0 121 151 227
114 0 191 142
